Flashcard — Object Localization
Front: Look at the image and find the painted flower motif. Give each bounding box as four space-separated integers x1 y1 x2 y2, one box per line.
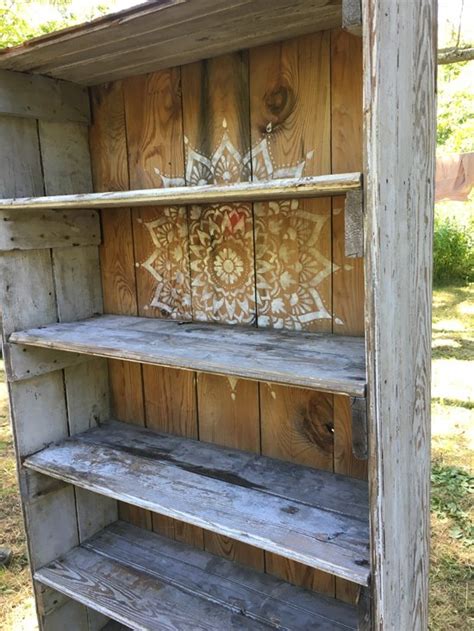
212 247 245 286
139 119 346 328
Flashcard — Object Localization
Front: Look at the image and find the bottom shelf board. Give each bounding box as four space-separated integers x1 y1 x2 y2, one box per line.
35 521 359 631
25 420 370 585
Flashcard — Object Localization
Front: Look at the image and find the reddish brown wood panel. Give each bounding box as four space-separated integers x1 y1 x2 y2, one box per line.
122 69 201 547
181 53 263 570
250 32 335 596
330 29 367 604
89 81 149 529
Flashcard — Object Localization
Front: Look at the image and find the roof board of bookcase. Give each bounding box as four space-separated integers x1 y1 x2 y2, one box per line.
0 0 343 85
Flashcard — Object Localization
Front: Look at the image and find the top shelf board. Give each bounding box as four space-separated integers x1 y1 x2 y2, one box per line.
10 315 367 397
0 173 361 211
0 1 343 85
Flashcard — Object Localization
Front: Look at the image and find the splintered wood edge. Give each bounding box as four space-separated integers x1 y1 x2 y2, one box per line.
0 172 362 210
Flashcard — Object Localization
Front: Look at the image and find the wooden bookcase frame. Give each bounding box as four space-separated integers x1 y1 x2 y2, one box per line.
0 1 436 629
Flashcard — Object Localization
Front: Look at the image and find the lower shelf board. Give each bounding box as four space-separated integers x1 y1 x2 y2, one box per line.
35 521 359 631
25 421 370 585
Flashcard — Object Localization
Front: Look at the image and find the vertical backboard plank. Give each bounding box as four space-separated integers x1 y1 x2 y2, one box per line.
181 52 263 569
89 81 149 531
123 69 199 544
250 32 335 595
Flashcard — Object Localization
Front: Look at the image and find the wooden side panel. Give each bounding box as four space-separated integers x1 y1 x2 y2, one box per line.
0 113 90 630
250 33 334 594
363 1 436 627
122 69 199 544
330 29 367 604
181 53 262 569
89 81 147 529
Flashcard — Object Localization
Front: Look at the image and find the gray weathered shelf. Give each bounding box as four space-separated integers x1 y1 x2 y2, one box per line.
35 521 359 630
0 172 361 211
10 315 367 397
26 421 370 585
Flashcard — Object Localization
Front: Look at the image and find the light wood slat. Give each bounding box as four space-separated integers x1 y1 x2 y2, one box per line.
35 521 359 630
25 421 370 585
0 172 362 210
3 343 88 382
10 315 366 397
0 209 100 251
0 70 90 122
0 1 342 84
363 0 436 627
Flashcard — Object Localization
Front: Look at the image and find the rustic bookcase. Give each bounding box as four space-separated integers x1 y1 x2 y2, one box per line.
0 1 436 629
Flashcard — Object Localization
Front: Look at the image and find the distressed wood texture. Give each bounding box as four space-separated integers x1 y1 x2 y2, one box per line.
0 173 361 210
250 32 336 594
10 315 367 397
36 521 359 630
0 1 343 84
331 28 367 605
123 67 200 545
181 52 261 568
26 421 370 585
89 81 149 531
342 0 362 37
0 208 100 251
0 69 90 122
363 1 436 628
37 93 116 631
0 112 92 629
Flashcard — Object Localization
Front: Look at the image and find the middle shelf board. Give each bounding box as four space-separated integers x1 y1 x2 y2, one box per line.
25 421 370 585
35 521 359 630
10 315 367 397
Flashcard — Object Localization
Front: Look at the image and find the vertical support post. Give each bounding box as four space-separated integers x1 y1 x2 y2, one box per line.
362 1 437 629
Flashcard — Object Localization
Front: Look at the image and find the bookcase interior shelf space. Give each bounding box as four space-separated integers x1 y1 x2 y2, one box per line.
35 521 360 630
25 421 370 585
10 315 367 397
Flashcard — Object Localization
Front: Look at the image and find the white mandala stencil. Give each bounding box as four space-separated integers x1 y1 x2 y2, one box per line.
140 120 345 328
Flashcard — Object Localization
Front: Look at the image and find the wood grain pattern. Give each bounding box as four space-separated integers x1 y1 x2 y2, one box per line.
0 173 362 210
89 80 146 530
123 68 199 545
25 421 370 584
10 315 367 397
0 113 92 629
0 69 90 122
36 521 359 630
181 52 262 569
0 2 343 84
330 28 367 604
250 32 335 595
363 1 436 627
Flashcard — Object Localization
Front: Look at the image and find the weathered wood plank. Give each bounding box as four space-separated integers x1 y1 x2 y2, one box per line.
351 397 368 460
344 190 364 258
89 79 149 533
362 0 436 627
0 2 342 83
0 116 44 198
3 344 89 382
181 51 262 569
25 421 370 585
82 521 359 630
0 70 90 122
250 32 334 593
342 0 362 37
0 209 100 251
123 67 196 542
0 174 362 209
38 121 92 195
10 314 367 397
331 27 367 605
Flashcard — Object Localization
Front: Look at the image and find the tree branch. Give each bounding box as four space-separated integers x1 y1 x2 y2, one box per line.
438 46 474 64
